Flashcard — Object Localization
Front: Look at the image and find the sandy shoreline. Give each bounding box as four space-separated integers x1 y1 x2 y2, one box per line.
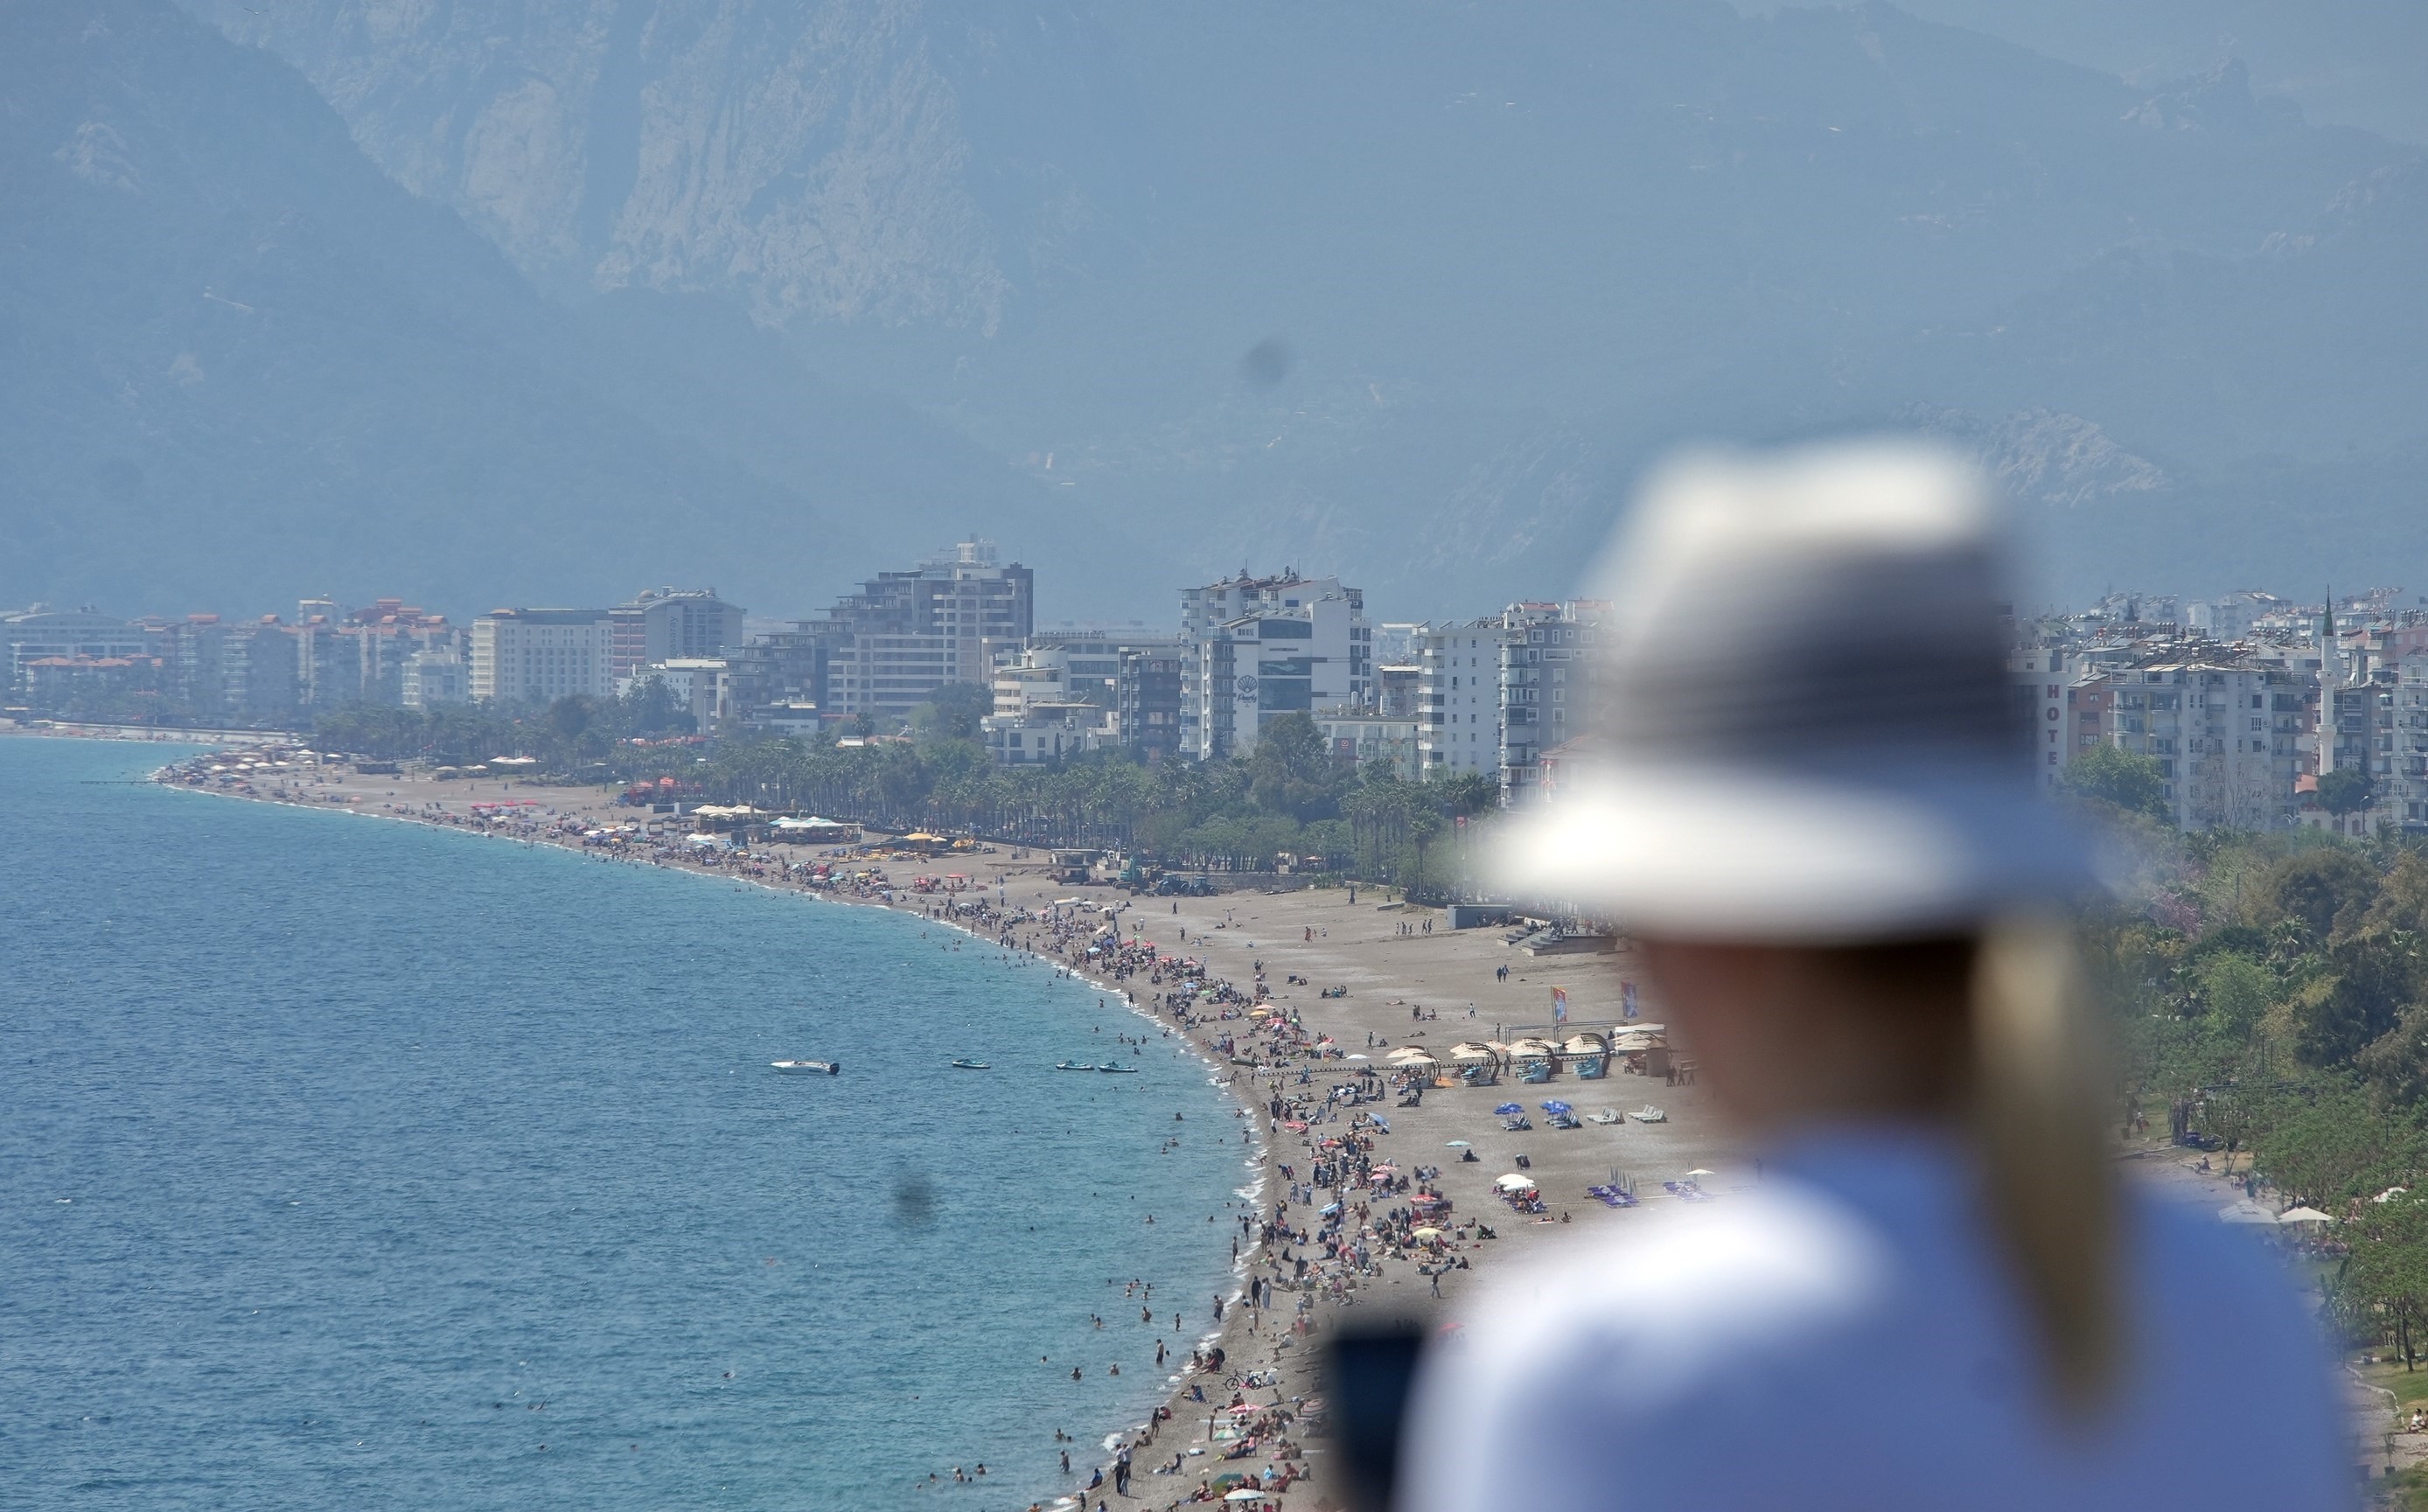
25 723 2362 1505
108 738 1744 1509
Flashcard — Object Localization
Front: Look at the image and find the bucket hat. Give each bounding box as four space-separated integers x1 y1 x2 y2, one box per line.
1491 441 2091 940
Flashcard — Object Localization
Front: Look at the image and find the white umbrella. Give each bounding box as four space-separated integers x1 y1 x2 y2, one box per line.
1685 1168 1717 1178
1345 1053 1370 1061
1495 1173 1538 1191
1224 1491 1268 1502
2216 1200 2277 1225
2275 1206 2335 1225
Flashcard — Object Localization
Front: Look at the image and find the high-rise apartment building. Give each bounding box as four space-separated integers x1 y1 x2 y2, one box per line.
1497 602 1603 805
795 540 1035 725
1417 619 1503 777
2 606 144 699
1179 572 1368 759
222 618 299 722
471 609 613 703
610 589 744 685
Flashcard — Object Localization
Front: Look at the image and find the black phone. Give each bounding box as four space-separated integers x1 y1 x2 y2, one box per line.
1323 1321 1428 1512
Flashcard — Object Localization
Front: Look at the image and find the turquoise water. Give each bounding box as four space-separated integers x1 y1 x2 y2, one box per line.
1 738 1245 1509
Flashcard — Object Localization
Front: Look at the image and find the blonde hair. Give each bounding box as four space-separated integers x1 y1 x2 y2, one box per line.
1970 914 2125 1417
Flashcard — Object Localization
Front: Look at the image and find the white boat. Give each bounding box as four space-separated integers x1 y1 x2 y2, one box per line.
1629 1104 1667 1123
772 1059 841 1076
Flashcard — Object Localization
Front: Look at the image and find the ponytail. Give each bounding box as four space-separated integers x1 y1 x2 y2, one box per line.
1970 914 2126 1418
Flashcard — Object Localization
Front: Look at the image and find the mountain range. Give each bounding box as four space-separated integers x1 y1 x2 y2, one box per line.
6 0 2423 622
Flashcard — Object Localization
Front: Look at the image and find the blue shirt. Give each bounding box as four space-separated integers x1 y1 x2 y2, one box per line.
1401 1127 2351 1510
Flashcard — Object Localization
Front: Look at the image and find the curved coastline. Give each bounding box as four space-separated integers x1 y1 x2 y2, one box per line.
113 733 1741 1512
147 752 1268 1508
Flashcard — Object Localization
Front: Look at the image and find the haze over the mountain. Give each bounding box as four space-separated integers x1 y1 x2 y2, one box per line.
1740 0 2428 143
10 0 2423 621
0 0 1107 619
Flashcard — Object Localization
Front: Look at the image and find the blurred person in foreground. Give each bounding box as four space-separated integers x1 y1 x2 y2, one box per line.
1398 444 2350 1510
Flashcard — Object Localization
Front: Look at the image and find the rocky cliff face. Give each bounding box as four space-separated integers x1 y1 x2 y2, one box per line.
141 0 2428 611
0 0 1106 618
181 0 1142 331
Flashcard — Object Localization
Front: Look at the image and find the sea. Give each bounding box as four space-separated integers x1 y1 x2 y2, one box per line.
1 738 1247 1509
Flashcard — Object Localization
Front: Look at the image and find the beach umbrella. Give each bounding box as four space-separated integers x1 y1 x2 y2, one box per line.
2276 1206 2335 1225
1493 1103 1524 1116
1346 1053 1370 1061
1224 1490 1267 1502
1540 1101 1573 1115
1412 1226 1445 1240
1494 1173 1538 1191
1684 1168 1716 1178
1444 1139 1472 1149
2217 1201 2275 1225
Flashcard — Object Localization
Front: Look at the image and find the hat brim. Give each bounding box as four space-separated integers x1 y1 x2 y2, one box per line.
1489 761 2096 942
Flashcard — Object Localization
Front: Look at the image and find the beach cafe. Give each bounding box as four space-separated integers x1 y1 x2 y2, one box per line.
769 814 859 844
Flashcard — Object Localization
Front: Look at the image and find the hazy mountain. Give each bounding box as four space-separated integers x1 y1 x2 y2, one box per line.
1739 0 2428 143
33 0 2428 619
0 0 1113 620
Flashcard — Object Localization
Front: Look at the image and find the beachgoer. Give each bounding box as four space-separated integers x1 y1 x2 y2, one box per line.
1401 444 2349 1512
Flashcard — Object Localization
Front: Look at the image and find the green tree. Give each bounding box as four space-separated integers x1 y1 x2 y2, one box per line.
2257 1080 2424 1208
2342 1195 2428 1369
2319 766 2376 817
2195 951 2277 1044
2257 847 2383 945
2059 743 2170 822
1246 712 1346 822
2294 934 2423 1069
910 682 994 744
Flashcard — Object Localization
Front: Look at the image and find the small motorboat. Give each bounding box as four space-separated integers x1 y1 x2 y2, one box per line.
949 1058 991 1070
1097 1063 1138 1074
773 1059 841 1076
1054 1060 1093 1071
1629 1104 1667 1123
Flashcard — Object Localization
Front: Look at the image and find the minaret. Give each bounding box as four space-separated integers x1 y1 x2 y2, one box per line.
2317 587 2336 777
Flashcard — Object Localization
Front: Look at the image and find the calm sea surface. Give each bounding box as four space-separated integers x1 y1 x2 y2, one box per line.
1 738 1245 1509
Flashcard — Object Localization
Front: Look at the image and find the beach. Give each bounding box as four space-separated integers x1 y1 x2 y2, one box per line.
101 742 1743 1510
73 730 2372 1509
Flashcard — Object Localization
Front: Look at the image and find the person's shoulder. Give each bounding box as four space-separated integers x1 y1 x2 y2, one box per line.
1459 1183 1898 1369
2124 1181 2333 1355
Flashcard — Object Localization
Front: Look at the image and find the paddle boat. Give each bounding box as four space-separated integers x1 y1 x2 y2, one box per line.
772 1059 841 1076
1054 1060 1094 1071
949 1058 991 1070
1097 1063 1139 1074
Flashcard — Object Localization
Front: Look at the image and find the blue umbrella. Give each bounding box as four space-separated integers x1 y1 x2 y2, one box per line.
1541 1101 1573 1115
1494 1102 1524 1116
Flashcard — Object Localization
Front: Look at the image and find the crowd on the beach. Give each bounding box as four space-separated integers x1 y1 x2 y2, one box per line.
160 749 1478 1511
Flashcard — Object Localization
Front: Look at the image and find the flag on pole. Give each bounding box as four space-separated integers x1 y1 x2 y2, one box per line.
1622 980 1639 1021
1552 986 1569 1024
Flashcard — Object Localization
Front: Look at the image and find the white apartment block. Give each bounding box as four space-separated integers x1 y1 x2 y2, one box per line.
982 703 1120 765
2094 658 2303 830
470 609 613 703
401 650 469 709
2383 663 2428 826
1180 573 1368 760
1418 619 1503 777
1498 603 1602 805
